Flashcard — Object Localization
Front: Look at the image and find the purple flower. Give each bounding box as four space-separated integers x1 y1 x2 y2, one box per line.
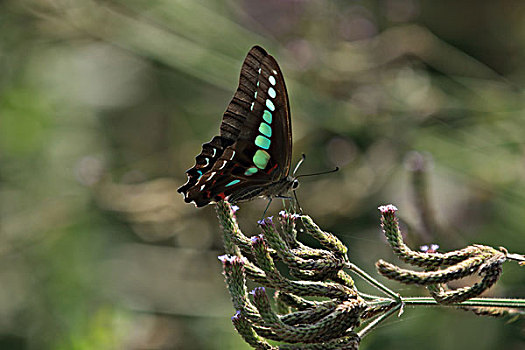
258 216 274 226
218 254 233 263
218 254 244 266
378 204 398 213
420 244 439 253
251 234 264 244
250 287 266 296
231 310 241 321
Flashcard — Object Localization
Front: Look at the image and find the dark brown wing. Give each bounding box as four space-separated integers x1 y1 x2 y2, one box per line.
178 46 292 207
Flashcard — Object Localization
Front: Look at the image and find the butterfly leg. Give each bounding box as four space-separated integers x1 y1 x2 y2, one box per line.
276 194 301 214
275 195 293 200
292 190 303 214
261 198 273 221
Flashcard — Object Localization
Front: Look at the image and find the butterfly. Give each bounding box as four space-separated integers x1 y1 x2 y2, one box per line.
178 46 299 207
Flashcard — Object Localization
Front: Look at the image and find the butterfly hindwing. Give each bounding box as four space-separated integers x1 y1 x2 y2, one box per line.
178 46 293 207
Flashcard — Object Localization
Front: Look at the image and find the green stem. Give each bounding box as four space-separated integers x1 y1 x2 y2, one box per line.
345 262 401 301
357 296 525 339
402 296 525 308
358 302 402 338
364 296 525 309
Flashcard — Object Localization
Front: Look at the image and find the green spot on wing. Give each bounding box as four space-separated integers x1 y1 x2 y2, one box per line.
244 167 258 176
258 122 272 137
253 150 270 169
268 87 276 98
255 135 271 149
263 110 272 123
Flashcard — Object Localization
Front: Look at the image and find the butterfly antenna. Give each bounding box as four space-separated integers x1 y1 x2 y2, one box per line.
295 167 339 179
293 153 307 176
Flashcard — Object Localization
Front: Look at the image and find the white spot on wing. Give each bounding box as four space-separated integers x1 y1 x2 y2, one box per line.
200 184 206 191
229 151 236 160
208 172 216 180
218 161 227 170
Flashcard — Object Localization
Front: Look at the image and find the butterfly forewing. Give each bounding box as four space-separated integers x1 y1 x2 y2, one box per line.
178 46 293 207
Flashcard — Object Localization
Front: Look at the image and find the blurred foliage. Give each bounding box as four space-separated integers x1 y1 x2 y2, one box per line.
1 0 525 349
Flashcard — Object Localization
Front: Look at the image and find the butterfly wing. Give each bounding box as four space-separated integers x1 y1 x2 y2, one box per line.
178 46 292 207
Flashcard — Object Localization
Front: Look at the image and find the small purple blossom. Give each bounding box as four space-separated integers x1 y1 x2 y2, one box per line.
218 254 234 264
420 244 439 253
250 287 266 296
279 210 300 220
250 235 264 244
257 216 274 226
231 310 241 321
218 254 244 266
378 204 398 213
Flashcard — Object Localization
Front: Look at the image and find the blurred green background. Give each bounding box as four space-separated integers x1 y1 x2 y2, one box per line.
1 0 525 349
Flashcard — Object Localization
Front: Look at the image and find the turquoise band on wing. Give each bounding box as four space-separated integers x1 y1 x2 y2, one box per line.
263 110 272 124
258 122 272 137
255 135 271 150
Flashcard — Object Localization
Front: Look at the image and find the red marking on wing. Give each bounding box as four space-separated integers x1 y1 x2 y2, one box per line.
267 164 278 174
217 193 226 200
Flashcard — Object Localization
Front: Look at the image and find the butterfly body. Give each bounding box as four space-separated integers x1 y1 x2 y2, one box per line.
178 46 295 207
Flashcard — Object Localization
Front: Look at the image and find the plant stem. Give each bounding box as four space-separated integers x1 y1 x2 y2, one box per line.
358 302 402 338
402 296 525 308
345 262 401 301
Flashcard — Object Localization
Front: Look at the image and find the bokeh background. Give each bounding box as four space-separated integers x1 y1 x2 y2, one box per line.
2 0 525 349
